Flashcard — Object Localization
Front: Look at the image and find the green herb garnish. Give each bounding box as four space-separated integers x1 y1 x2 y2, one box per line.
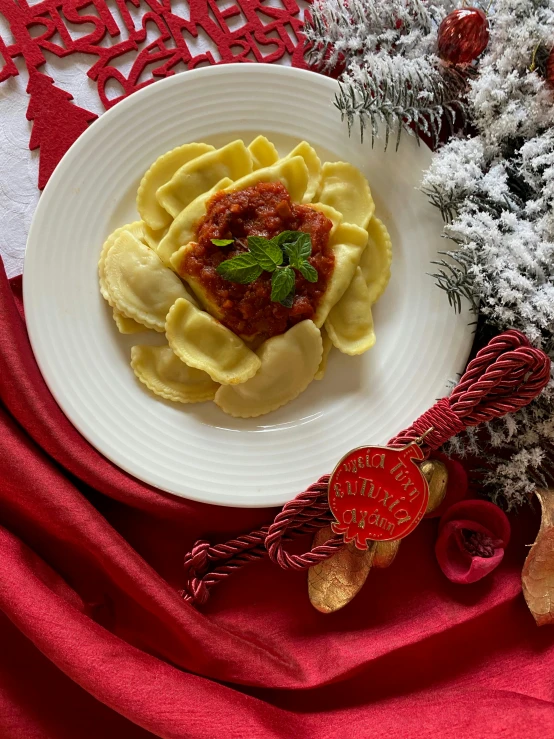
298 261 318 283
283 234 311 268
247 236 283 272
215 231 318 307
215 253 263 284
270 266 295 304
211 238 235 247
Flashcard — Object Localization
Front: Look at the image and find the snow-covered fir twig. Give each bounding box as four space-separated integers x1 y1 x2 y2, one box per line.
337 56 466 149
421 0 554 508
305 0 452 68
304 0 463 148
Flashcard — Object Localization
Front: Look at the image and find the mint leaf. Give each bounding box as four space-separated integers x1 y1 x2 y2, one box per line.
271 266 295 305
211 238 234 247
272 230 303 248
216 253 263 284
279 291 294 309
247 236 283 272
299 261 318 282
284 233 312 268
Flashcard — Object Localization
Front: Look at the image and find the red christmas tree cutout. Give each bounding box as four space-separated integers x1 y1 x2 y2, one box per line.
26 70 97 190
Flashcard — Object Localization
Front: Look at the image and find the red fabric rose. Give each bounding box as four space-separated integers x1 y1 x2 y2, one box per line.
435 500 511 584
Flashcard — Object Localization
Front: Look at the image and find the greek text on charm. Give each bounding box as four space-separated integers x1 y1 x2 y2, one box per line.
328 443 430 549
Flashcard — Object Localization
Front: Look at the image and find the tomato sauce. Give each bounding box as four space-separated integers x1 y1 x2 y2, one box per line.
179 182 334 338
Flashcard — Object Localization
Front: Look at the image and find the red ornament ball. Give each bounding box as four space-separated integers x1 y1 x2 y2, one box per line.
438 7 490 65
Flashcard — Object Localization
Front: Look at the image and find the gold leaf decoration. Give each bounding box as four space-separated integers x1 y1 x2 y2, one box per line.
522 489 554 626
420 459 448 514
373 540 401 568
308 458 450 613
308 526 376 613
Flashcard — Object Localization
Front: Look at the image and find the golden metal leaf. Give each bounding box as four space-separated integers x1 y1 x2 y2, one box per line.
308 458 449 613
372 539 401 568
308 526 376 613
420 459 448 514
522 488 554 626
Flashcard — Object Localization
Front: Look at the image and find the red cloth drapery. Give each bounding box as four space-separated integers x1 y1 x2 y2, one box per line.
1 258 554 738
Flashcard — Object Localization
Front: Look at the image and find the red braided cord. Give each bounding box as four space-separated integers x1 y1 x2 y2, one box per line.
181 330 550 605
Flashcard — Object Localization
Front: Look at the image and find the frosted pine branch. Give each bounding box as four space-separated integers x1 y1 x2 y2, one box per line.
305 0 453 69
336 55 467 149
304 0 463 148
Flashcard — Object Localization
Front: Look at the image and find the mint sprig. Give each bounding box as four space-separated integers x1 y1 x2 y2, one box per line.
211 238 235 247
247 236 283 272
216 253 263 284
214 230 318 307
271 266 295 304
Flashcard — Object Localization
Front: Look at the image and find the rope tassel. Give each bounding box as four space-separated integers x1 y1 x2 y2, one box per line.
182 330 551 606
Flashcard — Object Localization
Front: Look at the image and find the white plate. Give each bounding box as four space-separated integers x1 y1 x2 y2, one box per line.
24 64 473 508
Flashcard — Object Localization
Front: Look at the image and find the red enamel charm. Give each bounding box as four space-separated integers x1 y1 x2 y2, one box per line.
328 444 430 549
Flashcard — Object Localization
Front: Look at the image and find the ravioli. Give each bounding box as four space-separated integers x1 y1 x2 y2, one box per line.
283 141 322 204
104 231 195 331
308 203 343 237
359 217 392 302
315 327 333 380
131 344 218 403
137 142 214 230
156 140 253 219
214 321 323 418
99 220 148 301
99 221 164 332
112 309 145 334
316 161 375 229
325 267 375 355
248 135 279 169
157 178 233 268
312 222 369 328
165 298 261 385
170 243 224 322
225 155 309 204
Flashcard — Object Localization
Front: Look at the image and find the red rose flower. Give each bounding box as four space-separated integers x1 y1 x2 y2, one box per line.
435 500 511 584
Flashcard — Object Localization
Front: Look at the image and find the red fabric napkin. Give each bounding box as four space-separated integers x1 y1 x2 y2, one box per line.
1 258 554 738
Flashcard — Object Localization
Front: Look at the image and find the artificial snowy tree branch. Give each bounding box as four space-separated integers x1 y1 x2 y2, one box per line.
304 0 453 69
304 0 463 148
336 55 467 149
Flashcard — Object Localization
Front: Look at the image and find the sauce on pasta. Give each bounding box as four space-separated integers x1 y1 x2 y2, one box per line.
179 182 334 338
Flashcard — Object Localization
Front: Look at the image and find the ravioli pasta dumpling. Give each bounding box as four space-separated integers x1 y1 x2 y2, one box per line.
104 231 195 332
316 162 375 230
131 344 219 403
157 178 233 268
99 220 148 301
165 298 261 385
325 267 375 355
325 217 392 355
214 321 323 418
156 140 253 219
359 217 393 303
315 326 333 381
282 141 322 204
137 142 214 231
225 155 310 204
112 308 145 334
99 135 391 417
312 222 369 328
248 135 279 170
